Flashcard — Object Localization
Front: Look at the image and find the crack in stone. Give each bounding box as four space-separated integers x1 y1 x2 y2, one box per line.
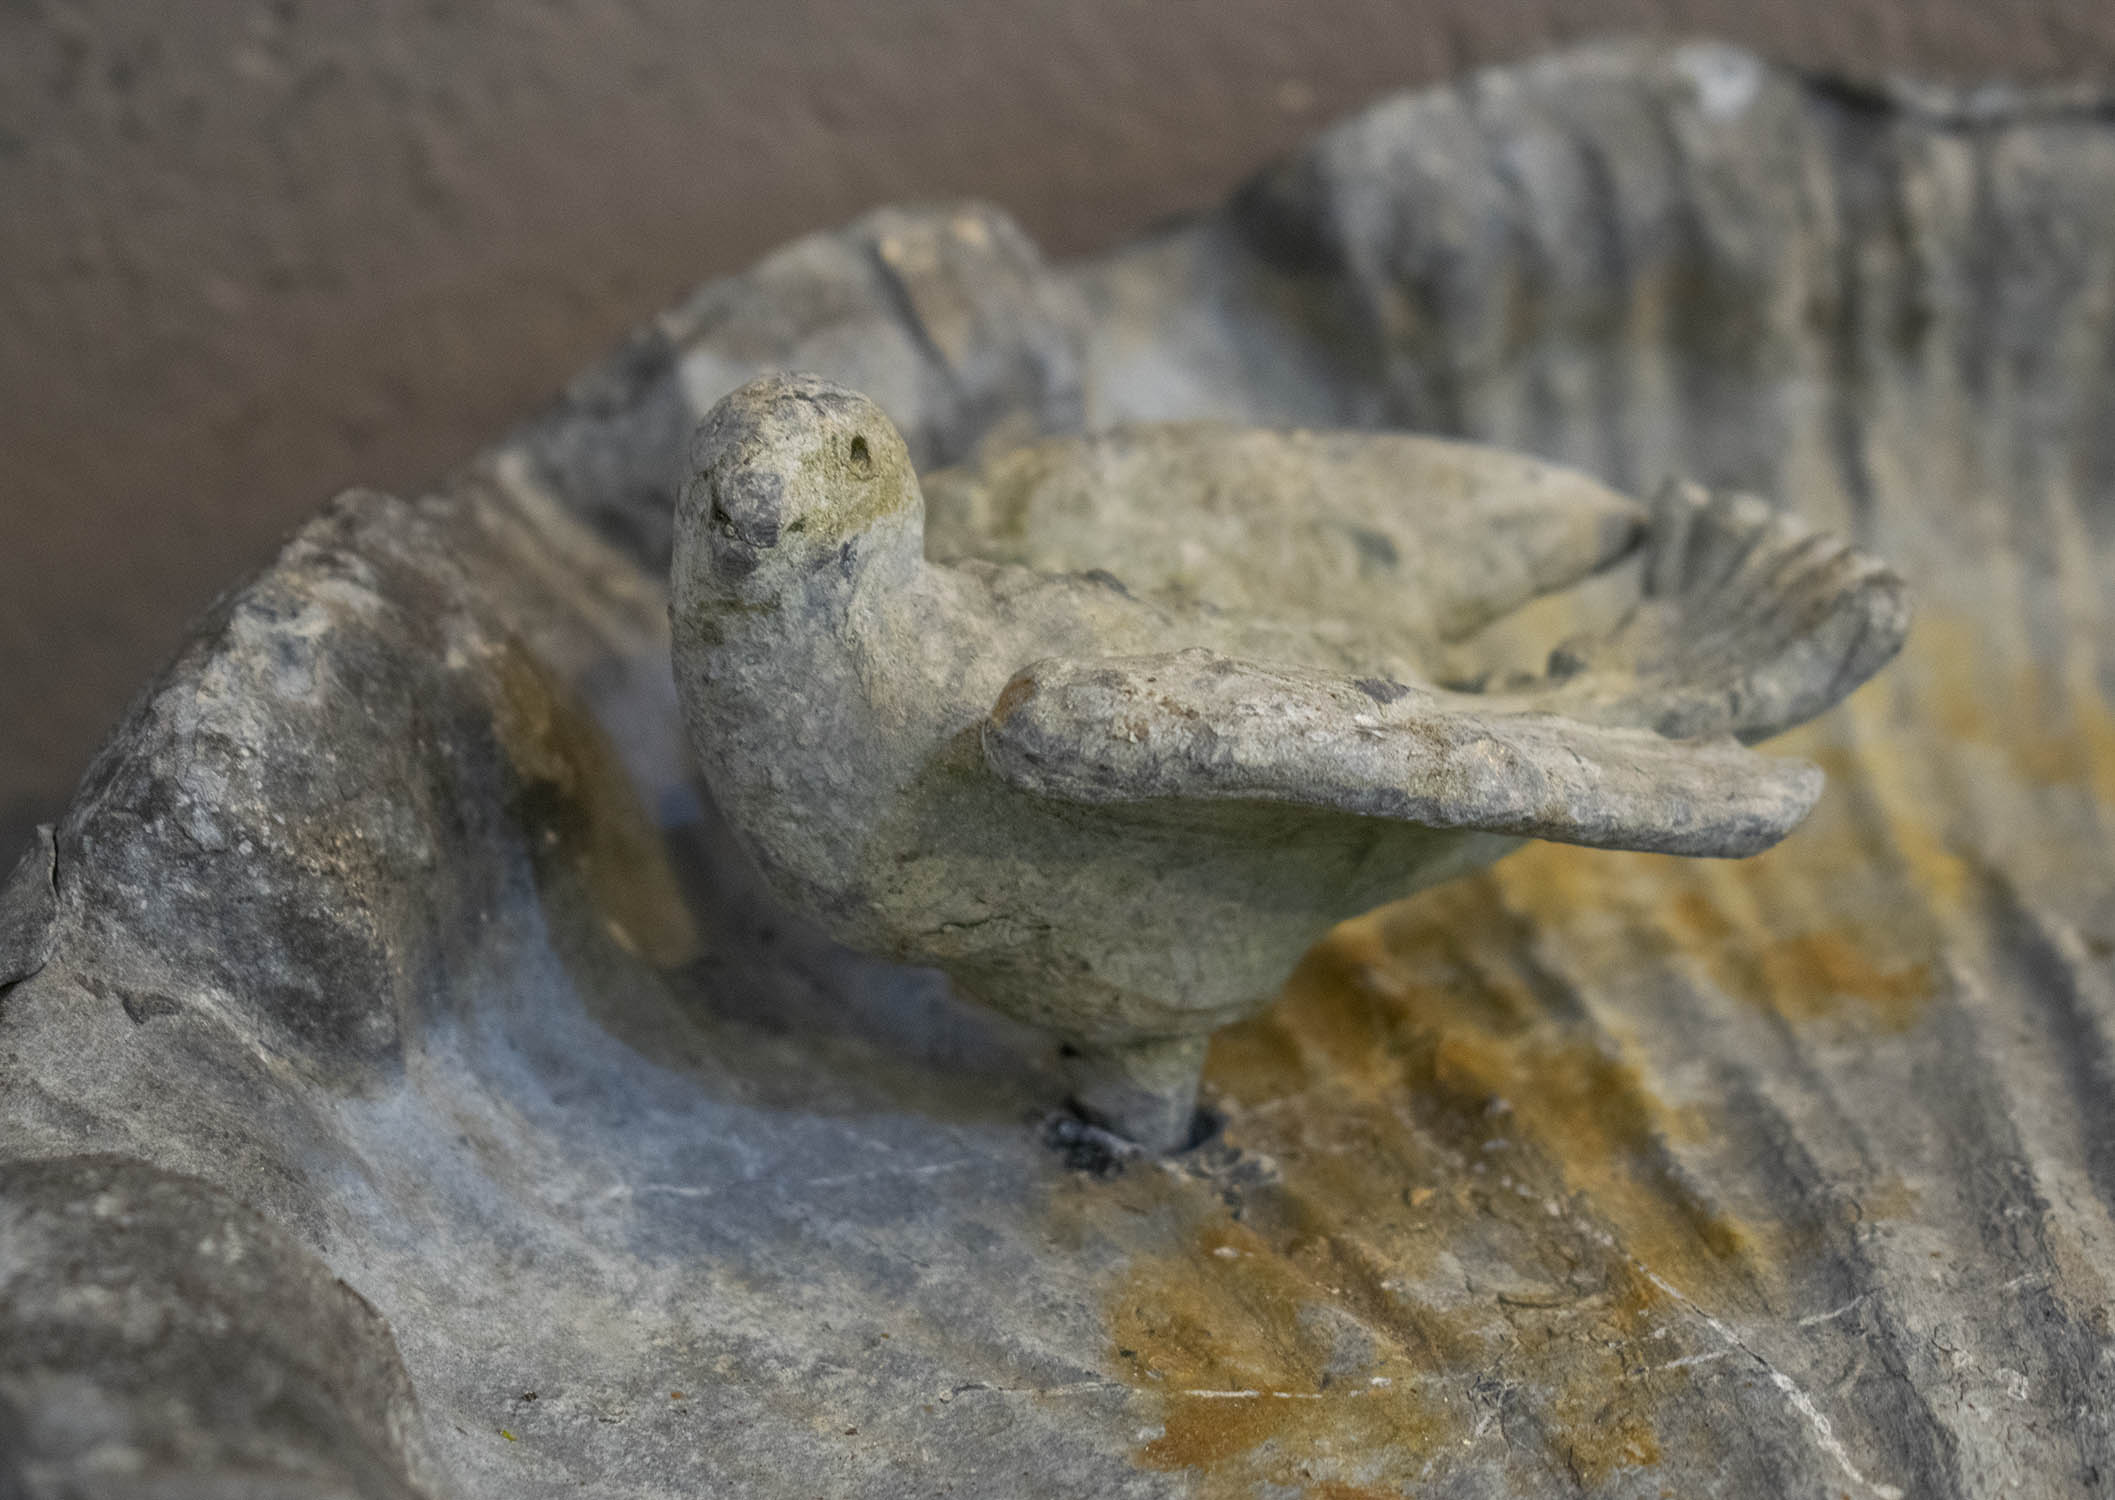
1628 1257 1904 1499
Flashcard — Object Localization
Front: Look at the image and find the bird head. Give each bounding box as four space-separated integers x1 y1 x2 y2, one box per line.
678 373 922 605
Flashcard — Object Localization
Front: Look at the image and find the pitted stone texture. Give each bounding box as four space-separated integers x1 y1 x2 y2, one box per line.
0 1156 437 1500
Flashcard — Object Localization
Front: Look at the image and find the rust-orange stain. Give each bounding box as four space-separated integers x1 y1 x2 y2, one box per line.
1661 887 1932 1031
489 639 699 967
1077 580 2115 1495
1092 867 1780 1495
1920 613 2115 804
1082 598 2115 1488
1090 737 1989 1491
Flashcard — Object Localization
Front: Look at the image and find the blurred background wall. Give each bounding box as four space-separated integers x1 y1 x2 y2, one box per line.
5 0 2115 858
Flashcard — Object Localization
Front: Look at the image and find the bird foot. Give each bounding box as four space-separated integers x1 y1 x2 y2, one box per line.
1059 1034 1212 1153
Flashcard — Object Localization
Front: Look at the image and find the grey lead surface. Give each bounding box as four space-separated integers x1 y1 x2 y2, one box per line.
3 40 2113 1499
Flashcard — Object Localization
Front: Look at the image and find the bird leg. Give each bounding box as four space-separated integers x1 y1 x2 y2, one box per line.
1061 1034 1211 1152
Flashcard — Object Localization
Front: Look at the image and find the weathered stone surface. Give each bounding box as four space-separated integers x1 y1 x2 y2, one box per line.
674 375 1898 1143
0 824 57 992
0 1155 438 1500
4 39 2115 1500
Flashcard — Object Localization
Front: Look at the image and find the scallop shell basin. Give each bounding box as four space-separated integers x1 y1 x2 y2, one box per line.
5 41 2115 1500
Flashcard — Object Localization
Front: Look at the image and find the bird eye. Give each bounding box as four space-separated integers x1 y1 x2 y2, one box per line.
848 435 873 477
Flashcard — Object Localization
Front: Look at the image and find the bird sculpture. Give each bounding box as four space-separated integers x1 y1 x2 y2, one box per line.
671 373 1909 1150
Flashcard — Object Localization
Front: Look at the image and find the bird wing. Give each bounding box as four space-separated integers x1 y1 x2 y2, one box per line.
983 648 1822 859
923 425 1647 651
1495 479 1912 745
